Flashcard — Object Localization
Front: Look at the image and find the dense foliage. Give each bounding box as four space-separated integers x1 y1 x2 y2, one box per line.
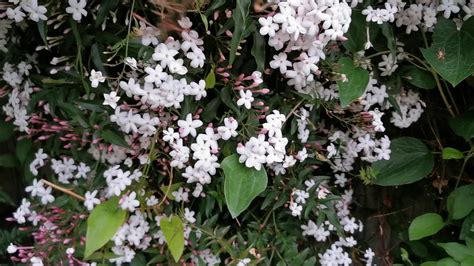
0 0 473 265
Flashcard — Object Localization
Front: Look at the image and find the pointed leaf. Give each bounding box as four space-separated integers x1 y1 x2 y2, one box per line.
336 57 370 107
421 17 474 87
160 215 184 262
84 197 126 259
205 67 216 89
373 137 434 186
101 129 130 149
222 154 268 218
447 184 474 220
438 243 474 262
229 0 252 64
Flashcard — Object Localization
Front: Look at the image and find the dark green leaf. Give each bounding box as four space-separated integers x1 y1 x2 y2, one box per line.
84 197 126 259
460 212 474 240
421 17 474 87
408 213 444 241
336 57 370 107
0 190 15 207
447 184 474 220
101 130 130 149
399 65 436 89
0 122 15 143
0 154 19 168
95 0 118 28
16 139 32 164
449 111 474 140
343 11 366 52
373 137 434 186
251 30 266 73
229 0 252 64
222 154 268 218
37 20 48 48
91 44 107 75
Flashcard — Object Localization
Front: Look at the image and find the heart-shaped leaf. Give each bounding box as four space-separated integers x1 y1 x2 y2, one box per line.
222 154 268 218
84 197 126 259
336 57 370 107
448 110 474 141
421 17 474 87
373 137 434 186
447 184 474 220
160 215 184 262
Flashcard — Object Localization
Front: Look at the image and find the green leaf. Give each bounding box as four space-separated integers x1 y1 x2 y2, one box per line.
205 67 216 89
343 10 367 53
16 139 32 164
229 0 252 64
160 215 184 262
408 213 444 241
0 122 15 143
449 111 474 140
381 22 397 56
84 197 126 259
201 97 222 122
399 65 436 89
159 183 183 201
37 20 48 48
422 258 460 266
221 154 268 218
0 190 15 207
438 243 474 262
447 184 474 220
442 147 464 160
336 57 370 107
0 154 19 168
461 257 474 266
421 17 474 87
101 130 130 149
91 44 107 75
199 12 209 32
204 0 226 16
251 30 266 73
221 86 240 115
95 0 119 28
373 137 434 186
460 212 474 240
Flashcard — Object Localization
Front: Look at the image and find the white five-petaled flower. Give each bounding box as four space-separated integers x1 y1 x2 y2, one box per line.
120 191 140 211
103 91 120 109
177 114 203 138
236 90 254 109
84 190 100 211
89 69 105 88
66 0 88 22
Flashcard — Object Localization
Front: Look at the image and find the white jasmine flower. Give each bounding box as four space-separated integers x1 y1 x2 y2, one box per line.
103 91 120 109
236 90 254 109
184 208 196 223
177 114 203 138
66 0 88 22
120 191 140 212
89 70 105 88
84 190 100 211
